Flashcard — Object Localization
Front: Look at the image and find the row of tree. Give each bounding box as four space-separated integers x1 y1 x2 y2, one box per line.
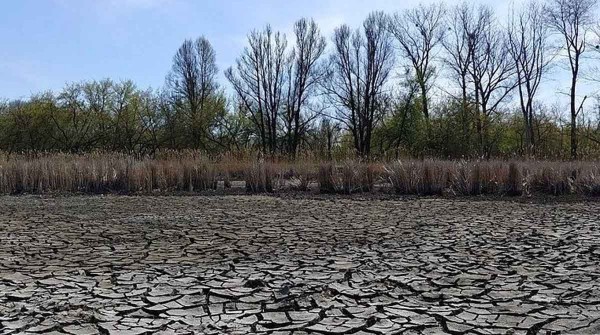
2 0 600 159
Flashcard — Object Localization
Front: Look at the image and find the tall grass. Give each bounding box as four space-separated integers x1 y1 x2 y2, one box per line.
385 159 600 197
386 160 450 195
0 153 218 194
0 152 599 197
244 160 274 193
317 160 380 194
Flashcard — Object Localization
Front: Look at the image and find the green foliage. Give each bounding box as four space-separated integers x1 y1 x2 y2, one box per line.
2 82 600 159
372 90 427 158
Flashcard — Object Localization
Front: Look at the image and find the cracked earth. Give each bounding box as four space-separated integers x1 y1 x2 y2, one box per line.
1 196 600 334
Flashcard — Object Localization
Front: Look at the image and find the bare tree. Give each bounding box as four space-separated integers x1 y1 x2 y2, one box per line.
282 18 326 157
589 24 600 80
226 26 288 155
323 12 395 157
443 3 477 155
443 4 518 157
545 0 598 159
312 117 341 160
507 0 551 156
167 37 225 150
469 7 517 157
388 3 446 133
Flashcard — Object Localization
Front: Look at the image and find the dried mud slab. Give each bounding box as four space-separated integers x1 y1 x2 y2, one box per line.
1 196 600 334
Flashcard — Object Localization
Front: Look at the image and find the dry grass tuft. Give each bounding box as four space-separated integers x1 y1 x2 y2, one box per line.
528 164 573 196
576 166 600 196
386 160 449 195
317 160 378 194
244 160 274 193
285 159 316 191
505 162 523 196
318 163 337 193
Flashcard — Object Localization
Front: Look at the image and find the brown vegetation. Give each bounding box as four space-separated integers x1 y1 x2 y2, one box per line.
0 152 599 197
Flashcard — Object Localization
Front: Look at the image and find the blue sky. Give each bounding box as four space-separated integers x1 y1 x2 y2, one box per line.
0 0 583 106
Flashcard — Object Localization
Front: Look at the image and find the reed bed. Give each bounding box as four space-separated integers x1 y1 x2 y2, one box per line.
0 153 217 194
0 152 599 197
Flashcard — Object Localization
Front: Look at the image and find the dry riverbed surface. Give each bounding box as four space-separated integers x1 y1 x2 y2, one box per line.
1 196 600 334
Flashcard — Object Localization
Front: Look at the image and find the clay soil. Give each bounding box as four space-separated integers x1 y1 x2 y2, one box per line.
1 195 600 334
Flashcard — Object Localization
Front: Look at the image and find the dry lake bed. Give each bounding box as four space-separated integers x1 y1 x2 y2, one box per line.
1 196 600 334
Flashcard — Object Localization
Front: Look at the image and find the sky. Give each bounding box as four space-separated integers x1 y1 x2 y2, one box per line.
0 0 589 109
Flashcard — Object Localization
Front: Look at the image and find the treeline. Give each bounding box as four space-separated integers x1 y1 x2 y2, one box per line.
2 0 600 159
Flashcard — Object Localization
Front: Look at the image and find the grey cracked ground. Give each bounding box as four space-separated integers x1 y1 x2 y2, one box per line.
1 196 600 334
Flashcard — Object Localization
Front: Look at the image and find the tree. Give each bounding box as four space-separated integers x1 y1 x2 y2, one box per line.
0 96 55 153
589 24 600 80
374 73 421 158
545 0 598 159
388 3 446 134
507 0 551 156
110 81 161 154
226 26 288 155
167 37 226 150
282 18 326 157
0 100 6 116
443 3 478 156
312 117 341 160
468 6 517 157
136 89 164 155
110 80 137 152
323 12 395 157
51 81 111 153
211 105 254 152
443 5 518 158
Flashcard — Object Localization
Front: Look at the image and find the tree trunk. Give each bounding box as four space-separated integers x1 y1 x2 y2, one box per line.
570 77 578 160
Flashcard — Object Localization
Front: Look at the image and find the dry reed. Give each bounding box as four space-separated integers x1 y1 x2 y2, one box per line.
1 153 599 197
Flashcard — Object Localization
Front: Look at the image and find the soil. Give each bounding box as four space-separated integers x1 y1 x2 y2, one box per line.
1 195 599 334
